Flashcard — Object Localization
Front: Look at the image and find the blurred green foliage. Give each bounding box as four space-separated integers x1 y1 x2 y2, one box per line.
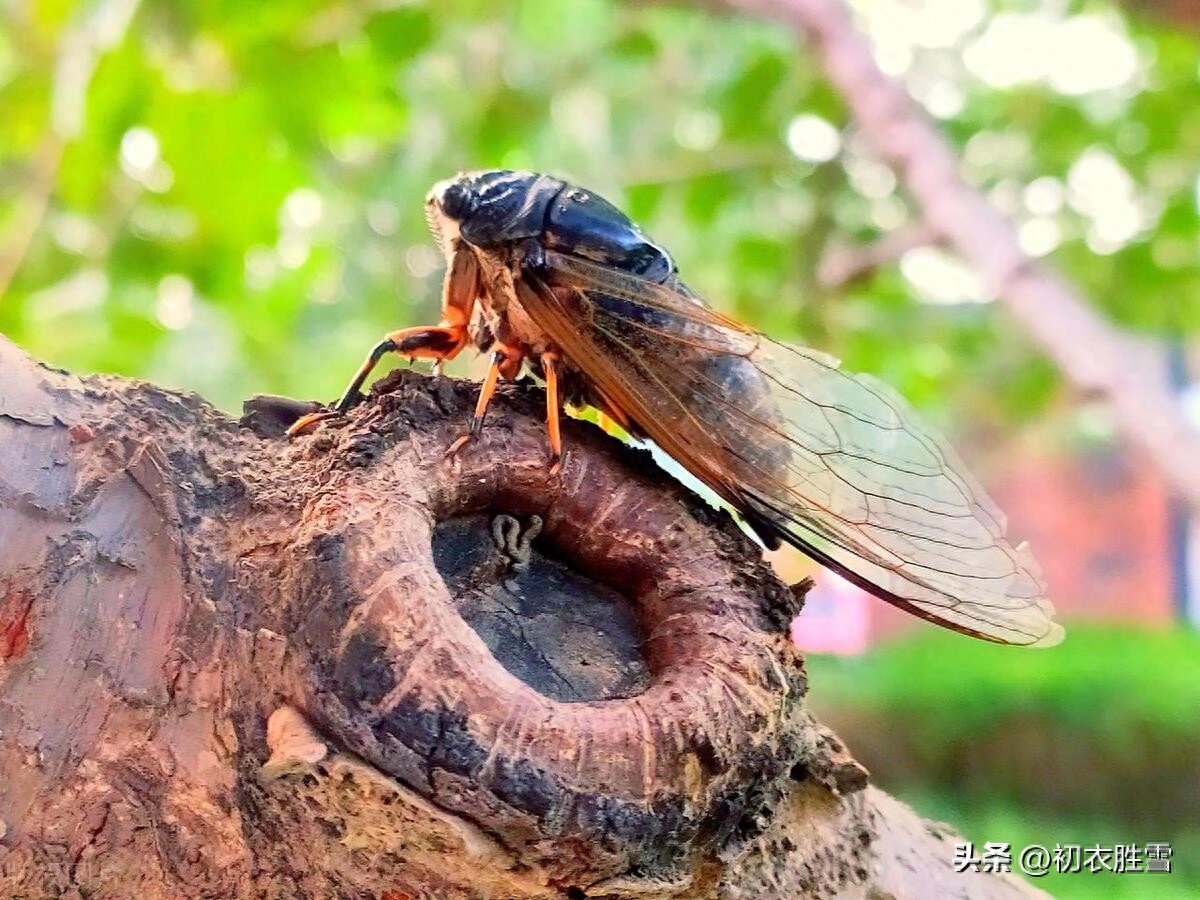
810 624 1200 746
808 625 1200 898
911 792 1200 900
1 0 1197 440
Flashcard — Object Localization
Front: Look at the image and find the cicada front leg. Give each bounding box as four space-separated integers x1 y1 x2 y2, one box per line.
288 244 480 436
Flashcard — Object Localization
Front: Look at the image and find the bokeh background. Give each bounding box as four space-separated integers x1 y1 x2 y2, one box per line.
2 0 1198 895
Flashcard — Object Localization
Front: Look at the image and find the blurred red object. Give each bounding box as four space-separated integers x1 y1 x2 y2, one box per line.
789 572 872 655
991 443 1174 624
775 438 1178 652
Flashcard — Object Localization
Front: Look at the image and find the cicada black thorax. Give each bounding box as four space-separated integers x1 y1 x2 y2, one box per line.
454 170 790 493
457 170 683 360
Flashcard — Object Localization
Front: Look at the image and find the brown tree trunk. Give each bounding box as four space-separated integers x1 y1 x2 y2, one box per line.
0 335 1042 899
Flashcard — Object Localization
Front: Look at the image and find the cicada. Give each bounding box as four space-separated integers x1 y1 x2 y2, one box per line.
291 170 1063 647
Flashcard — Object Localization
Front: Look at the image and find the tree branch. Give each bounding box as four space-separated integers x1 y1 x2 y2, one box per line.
0 335 1044 898
0 0 142 302
816 223 938 290
721 0 1200 510
1125 0 1200 32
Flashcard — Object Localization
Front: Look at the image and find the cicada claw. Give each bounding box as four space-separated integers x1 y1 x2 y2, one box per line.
445 432 473 459
285 410 340 437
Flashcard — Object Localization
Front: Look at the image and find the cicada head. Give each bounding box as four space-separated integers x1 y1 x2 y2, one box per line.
425 170 563 255
425 175 473 259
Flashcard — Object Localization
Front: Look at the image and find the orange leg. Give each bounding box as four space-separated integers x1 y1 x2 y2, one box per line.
446 345 524 457
288 245 479 436
541 352 562 474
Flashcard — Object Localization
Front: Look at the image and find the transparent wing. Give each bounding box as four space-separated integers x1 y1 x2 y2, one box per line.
517 250 1063 647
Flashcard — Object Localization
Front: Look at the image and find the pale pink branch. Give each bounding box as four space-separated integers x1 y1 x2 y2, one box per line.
0 0 142 303
723 0 1200 509
0 138 64 302
816 222 938 290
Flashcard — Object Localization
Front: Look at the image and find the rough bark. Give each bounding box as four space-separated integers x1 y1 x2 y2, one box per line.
0 335 1043 899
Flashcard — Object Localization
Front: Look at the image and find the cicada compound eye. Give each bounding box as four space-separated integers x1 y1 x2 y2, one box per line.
438 179 477 222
